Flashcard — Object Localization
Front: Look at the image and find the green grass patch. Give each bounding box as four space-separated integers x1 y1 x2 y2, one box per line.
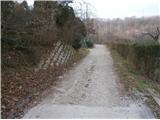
136 79 147 91
72 48 89 63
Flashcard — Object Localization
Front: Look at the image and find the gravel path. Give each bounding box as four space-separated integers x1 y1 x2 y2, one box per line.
23 45 154 118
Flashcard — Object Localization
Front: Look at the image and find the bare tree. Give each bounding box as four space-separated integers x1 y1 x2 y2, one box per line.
142 27 160 42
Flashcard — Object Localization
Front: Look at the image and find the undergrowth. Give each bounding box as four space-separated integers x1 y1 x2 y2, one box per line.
107 42 160 82
109 48 160 118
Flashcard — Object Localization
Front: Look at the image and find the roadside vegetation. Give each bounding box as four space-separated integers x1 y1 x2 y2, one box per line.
108 44 160 92
96 15 160 118
108 45 160 118
1 1 87 71
1 1 93 118
107 40 160 118
108 42 160 82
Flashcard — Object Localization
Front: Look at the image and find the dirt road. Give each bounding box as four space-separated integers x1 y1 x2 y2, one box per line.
23 45 154 118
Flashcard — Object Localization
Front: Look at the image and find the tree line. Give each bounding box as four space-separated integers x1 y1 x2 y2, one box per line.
92 16 160 44
2 1 87 69
2 1 87 48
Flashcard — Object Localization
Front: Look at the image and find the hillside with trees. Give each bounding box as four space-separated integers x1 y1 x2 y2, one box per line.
92 16 160 44
1 0 160 119
1 1 90 118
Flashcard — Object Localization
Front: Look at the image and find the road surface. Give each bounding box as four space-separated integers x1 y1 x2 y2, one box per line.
23 45 154 118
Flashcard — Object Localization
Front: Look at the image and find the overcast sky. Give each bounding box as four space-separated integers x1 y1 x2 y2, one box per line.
86 0 160 19
20 0 160 19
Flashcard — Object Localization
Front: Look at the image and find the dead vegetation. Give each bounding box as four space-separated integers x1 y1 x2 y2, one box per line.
1 47 89 119
109 48 160 118
1 1 89 118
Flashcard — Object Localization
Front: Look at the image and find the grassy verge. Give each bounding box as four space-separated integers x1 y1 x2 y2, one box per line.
74 48 90 60
110 49 160 118
107 42 160 82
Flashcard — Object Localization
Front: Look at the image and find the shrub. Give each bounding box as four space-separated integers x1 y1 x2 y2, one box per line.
72 36 82 50
108 42 160 82
86 39 94 48
55 3 75 27
2 1 87 69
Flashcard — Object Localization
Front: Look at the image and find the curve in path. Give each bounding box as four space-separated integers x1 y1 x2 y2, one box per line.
23 45 154 118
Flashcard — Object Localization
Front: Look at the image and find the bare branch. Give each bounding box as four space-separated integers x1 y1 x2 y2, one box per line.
142 32 155 40
157 27 160 34
142 27 160 41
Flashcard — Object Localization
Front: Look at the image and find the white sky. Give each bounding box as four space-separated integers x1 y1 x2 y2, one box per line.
86 0 160 19
20 0 160 19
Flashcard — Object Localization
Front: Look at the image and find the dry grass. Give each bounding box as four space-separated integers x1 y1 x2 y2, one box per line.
109 49 160 118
